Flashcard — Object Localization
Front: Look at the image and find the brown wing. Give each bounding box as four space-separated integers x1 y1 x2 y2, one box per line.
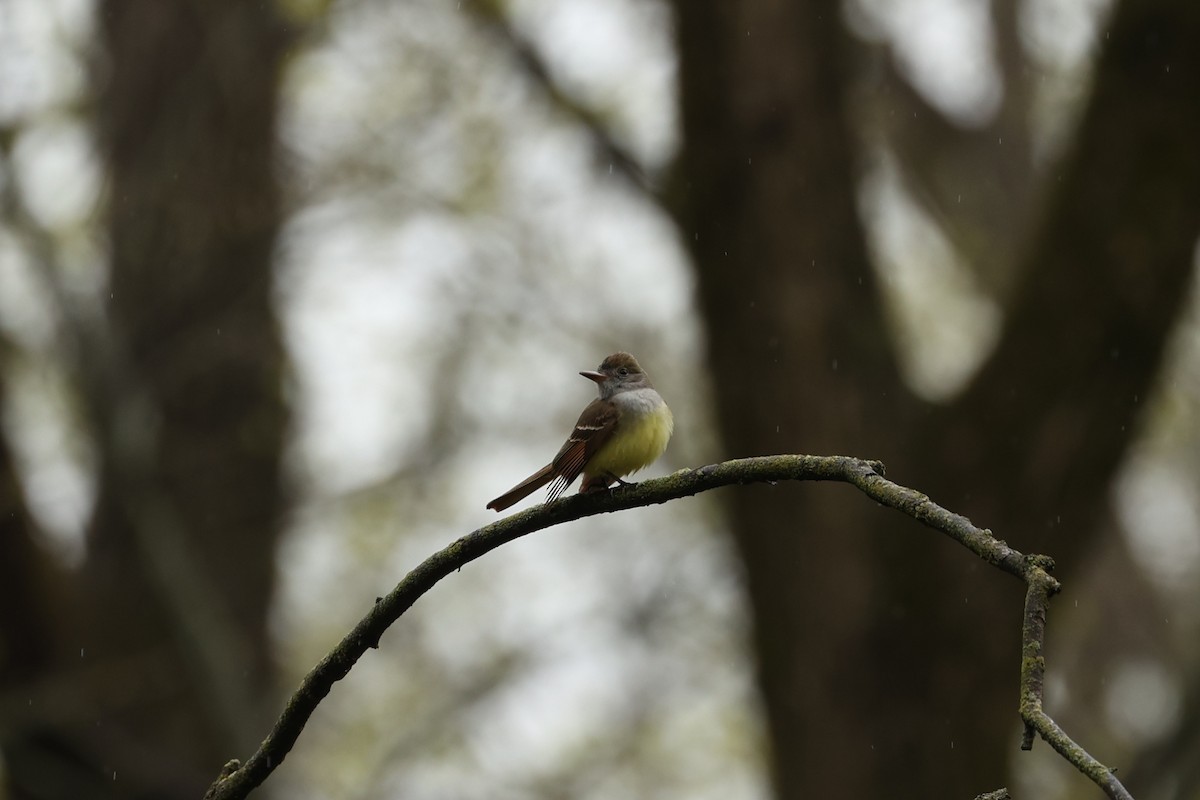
545 399 619 502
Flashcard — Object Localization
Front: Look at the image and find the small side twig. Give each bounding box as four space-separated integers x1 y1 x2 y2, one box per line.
1018 568 1134 800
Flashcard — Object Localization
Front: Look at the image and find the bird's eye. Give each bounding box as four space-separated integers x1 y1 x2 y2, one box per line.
618 367 629 376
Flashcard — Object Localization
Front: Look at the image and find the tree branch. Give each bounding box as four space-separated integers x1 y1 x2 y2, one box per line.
1019 571 1134 800
464 0 654 193
972 790 1010 800
203 455 1133 800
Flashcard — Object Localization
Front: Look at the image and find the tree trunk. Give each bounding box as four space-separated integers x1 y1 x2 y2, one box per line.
673 0 1200 796
0 2 291 797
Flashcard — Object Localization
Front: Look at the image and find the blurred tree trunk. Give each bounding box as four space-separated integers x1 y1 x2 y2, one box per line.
0 2 290 798
673 0 1200 797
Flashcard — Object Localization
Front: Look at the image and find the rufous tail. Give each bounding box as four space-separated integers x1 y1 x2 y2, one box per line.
487 464 555 511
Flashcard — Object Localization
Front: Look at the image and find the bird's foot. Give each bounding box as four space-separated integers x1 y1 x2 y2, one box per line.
606 472 635 489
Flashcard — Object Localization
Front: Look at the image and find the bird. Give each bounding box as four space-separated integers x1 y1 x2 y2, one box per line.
486 352 673 512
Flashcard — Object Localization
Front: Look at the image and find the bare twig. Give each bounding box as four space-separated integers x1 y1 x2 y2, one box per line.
1019 571 1134 800
203 455 1133 800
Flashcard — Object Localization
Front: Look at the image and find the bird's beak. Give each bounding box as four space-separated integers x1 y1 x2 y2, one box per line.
579 370 606 384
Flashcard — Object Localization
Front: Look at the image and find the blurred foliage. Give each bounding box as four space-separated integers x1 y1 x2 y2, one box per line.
1 0 1198 798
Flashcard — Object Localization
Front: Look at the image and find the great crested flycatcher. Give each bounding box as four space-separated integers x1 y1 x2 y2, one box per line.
487 352 673 511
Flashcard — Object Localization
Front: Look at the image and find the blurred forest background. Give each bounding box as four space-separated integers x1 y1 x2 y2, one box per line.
2 0 1199 798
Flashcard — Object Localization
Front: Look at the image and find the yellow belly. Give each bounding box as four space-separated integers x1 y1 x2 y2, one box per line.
584 403 674 480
